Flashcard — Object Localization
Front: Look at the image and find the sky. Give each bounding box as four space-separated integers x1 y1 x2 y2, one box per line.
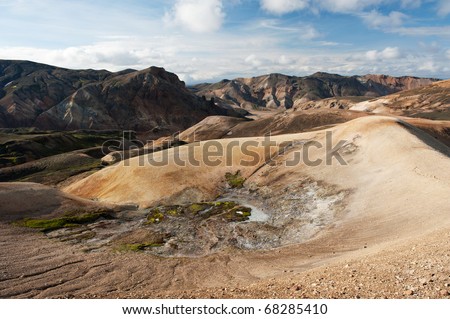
0 0 450 83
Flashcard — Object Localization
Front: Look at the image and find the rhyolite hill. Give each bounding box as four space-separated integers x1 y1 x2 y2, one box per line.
191 72 439 109
0 60 238 132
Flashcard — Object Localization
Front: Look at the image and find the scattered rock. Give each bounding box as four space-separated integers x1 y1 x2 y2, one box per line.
404 290 414 296
439 290 449 297
419 278 428 285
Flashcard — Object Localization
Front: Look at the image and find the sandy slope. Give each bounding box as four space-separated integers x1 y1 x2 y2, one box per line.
65 115 450 248
250 116 450 251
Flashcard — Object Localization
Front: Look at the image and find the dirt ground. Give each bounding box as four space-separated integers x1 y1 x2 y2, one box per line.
1 222 449 299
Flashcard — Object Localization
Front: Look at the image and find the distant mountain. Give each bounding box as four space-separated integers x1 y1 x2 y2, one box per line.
191 72 439 110
0 60 238 132
350 79 450 120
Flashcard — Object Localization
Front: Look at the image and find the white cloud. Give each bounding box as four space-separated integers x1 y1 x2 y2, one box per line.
365 47 402 60
259 0 422 16
419 41 442 54
259 0 388 15
419 60 438 72
298 25 321 40
164 0 225 33
447 50 450 59
317 41 340 46
245 54 264 68
278 55 294 65
437 0 450 16
260 0 309 15
256 19 322 41
258 19 300 31
360 10 407 29
0 42 167 71
365 50 379 61
259 0 424 16
400 0 421 9
315 0 386 13
393 26 450 36
381 47 402 59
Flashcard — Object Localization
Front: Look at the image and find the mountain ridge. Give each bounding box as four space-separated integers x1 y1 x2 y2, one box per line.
1 60 442 132
192 72 440 110
0 60 237 133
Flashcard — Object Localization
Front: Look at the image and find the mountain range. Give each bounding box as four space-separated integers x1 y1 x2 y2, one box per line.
0 60 442 133
192 72 439 110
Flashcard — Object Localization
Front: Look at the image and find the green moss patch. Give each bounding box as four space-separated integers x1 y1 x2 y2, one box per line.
225 170 246 188
147 205 186 224
146 201 252 224
147 209 165 224
205 201 236 209
15 211 112 232
225 206 252 222
187 203 208 214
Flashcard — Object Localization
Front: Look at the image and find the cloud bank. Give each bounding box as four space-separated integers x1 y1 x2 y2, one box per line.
260 0 309 15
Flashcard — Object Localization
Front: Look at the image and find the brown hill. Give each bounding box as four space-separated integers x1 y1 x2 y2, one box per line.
1 60 239 132
65 117 450 221
176 109 369 143
35 66 238 132
192 72 438 110
171 109 450 148
350 79 450 120
0 60 113 127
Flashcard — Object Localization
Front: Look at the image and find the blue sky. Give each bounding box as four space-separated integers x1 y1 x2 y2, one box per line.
0 0 449 83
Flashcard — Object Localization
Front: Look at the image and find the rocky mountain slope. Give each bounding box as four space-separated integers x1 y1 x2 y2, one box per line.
192 72 438 110
0 60 113 128
0 60 237 132
350 79 450 120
